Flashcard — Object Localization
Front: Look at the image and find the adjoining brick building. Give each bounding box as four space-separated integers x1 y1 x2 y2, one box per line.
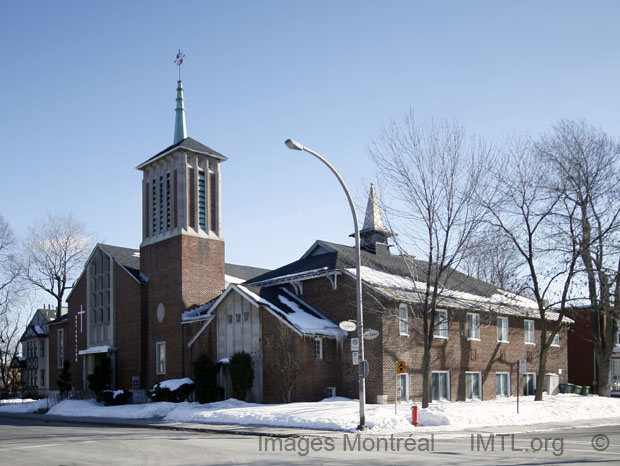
47 75 571 404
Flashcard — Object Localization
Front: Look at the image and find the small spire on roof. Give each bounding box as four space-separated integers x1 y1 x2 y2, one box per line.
354 183 394 255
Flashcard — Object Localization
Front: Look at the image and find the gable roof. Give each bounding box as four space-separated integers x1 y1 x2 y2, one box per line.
136 137 227 170
98 244 145 283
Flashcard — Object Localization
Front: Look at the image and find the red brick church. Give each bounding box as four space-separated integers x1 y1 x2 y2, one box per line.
48 75 571 404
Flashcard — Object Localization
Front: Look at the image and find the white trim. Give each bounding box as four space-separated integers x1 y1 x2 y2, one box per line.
495 371 510 397
524 319 535 345
314 338 323 360
399 303 409 336
467 312 480 341
399 372 410 401
432 370 451 401
465 371 482 400
156 341 166 375
433 309 449 339
497 316 509 343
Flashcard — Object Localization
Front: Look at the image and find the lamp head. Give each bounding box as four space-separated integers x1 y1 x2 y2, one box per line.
285 139 303 151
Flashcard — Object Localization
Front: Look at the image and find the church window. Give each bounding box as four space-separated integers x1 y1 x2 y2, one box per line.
210 171 217 233
57 329 64 368
152 183 157 235
314 339 323 360
89 250 111 346
159 176 164 232
198 171 206 230
244 312 249 322
188 167 196 228
166 173 171 231
156 342 166 375
227 315 232 324
236 314 241 323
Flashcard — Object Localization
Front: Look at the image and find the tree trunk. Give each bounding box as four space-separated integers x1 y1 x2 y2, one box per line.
421 337 431 408
535 345 548 401
597 352 612 397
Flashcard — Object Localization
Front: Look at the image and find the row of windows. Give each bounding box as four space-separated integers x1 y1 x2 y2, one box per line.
226 312 250 324
430 371 537 401
398 305 560 346
24 340 45 359
23 369 45 388
151 174 173 235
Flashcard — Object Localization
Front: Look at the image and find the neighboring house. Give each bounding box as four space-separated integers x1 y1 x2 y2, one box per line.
17 306 63 397
567 308 620 394
47 75 571 404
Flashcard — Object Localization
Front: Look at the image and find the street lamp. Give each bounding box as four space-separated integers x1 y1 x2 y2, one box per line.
284 138 367 430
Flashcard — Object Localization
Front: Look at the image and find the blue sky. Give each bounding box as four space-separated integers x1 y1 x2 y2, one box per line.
2 1 619 278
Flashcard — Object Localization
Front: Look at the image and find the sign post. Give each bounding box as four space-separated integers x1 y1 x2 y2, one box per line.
396 361 406 414
517 359 527 414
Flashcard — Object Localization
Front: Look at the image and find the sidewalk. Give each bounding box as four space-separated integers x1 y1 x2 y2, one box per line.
2 410 619 439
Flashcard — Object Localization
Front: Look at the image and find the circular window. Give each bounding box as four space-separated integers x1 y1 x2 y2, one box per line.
157 303 165 323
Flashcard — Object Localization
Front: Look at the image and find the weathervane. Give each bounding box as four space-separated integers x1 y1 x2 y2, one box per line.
174 49 185 81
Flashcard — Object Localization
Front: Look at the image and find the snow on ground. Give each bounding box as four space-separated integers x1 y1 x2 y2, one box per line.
46 399 177 419
41 394 620 433
0 399 48 413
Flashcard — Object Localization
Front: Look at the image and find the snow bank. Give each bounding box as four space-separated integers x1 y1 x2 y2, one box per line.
47 399 177 419
42 394 620 433
0 399 48 413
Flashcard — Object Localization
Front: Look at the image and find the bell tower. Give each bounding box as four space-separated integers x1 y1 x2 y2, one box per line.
136 52 226 384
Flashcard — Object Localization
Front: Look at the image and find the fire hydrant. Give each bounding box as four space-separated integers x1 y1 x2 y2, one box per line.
411 404 418 426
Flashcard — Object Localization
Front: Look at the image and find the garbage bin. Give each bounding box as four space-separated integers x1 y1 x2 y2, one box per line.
580 386 590 396
571 385 582 394
559 383 568 394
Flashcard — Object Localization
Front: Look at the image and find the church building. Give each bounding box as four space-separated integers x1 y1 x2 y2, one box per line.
48 70 572 405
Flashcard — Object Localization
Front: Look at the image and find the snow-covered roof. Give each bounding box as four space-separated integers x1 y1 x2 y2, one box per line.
184 283 345 340
346 266 573 323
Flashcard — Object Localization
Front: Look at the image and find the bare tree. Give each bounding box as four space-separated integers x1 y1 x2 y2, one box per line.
0 215 25 392
369 112 493 408
480 136 581 401
538 120 620 397
263 324 306 403
461 227 523 294
22 213 93 318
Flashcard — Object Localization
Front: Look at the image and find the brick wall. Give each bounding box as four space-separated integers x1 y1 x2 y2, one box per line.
566 308 596 387
113 262 144 390
141 234 224 388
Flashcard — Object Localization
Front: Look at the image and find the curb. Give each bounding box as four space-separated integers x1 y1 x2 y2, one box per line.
0 412 302 438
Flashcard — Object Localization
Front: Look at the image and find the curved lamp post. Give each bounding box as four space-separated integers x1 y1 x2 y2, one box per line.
284 138 366 430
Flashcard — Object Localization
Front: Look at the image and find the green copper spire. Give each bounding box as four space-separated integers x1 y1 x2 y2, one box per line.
173 50 187 144
174 79 187 144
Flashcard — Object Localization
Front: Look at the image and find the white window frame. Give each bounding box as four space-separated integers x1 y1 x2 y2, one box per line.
326 386 336 398
314 338 323 360
399 303 409 336
523 372 536 396
433 310 449 339
432 371 450 401
156 341 166 375
465 371 482 400
467 313 480 341
495 372 510 397
524 320 535 345
551 331 560 347
399 373 410 401
497 316 509 343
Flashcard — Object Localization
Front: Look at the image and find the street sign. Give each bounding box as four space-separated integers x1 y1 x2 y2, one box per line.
351 337 360 351
397 361 406 374
352 351 359 365
359 360 369 377
364 329 379 340
518 359 527 375
339 320 357 332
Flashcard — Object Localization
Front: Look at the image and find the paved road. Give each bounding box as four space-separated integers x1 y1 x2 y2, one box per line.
0 415 619 465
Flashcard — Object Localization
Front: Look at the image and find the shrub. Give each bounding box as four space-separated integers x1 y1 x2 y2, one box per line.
229 351 254 401
57 360 72 395
87 357 111 397
99 390 131 406
147 379 194 403
193 354 217 404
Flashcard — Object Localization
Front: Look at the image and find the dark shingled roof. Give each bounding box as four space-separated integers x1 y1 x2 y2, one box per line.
99 244 145 283
225 263 270 282
137 137 227 169
247 239 498 299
